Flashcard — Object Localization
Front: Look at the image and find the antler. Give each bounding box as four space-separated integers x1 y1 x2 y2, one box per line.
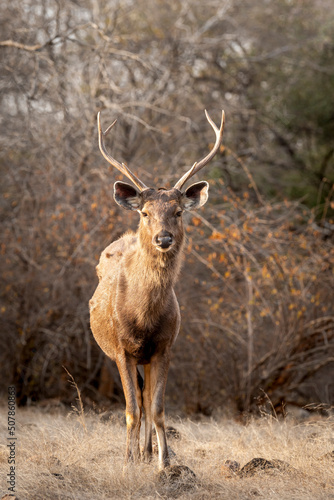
97 112 148 192
174 110 225 191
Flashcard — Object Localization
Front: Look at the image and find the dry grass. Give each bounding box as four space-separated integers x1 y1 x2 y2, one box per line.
0 405 334 499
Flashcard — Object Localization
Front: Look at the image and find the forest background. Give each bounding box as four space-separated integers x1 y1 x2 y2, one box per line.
1 0 334 417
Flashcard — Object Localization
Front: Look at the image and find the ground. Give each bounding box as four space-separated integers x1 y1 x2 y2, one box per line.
0 404 333 499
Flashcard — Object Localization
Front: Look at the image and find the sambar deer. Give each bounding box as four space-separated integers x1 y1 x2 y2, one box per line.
89 110 225 470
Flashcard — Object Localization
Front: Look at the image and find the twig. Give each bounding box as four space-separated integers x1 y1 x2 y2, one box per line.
63 366 86 432
226 146 265 206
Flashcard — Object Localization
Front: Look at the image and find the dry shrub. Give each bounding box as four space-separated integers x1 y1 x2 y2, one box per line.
171 169 334 414
0 142 124 404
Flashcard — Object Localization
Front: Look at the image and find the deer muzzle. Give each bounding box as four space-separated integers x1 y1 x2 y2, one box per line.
153 231 174 252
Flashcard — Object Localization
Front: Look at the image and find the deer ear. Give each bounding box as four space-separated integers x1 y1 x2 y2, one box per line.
182 181 209 210
114 181 142 211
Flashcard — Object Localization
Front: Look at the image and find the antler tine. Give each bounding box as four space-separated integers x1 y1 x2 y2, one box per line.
174 110 225 191
97 112 148 192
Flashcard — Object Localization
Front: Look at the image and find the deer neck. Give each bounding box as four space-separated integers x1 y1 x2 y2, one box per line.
120 235 183 327
129 236 183 289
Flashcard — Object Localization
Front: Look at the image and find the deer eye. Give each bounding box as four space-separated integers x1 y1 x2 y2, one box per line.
175 210 183 217
141 212 148 217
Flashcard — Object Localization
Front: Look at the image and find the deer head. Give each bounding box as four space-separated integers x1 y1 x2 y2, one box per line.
97 110 225 254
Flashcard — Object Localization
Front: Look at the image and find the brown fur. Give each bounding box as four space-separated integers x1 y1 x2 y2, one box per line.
90 187 190 469
91 109 224 471
91 110 222 471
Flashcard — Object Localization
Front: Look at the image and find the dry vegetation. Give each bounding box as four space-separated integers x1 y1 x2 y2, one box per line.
0 404 334 499
1 0 334 438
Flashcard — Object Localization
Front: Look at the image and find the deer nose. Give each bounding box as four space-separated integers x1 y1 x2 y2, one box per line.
154 231 174 249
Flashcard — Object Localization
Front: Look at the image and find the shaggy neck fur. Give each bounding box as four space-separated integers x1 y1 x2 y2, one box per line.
121 230 184 331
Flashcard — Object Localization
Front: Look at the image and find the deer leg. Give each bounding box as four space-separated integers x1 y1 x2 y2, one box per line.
116 353 142 464
142 364 152 462
150 353 170 470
